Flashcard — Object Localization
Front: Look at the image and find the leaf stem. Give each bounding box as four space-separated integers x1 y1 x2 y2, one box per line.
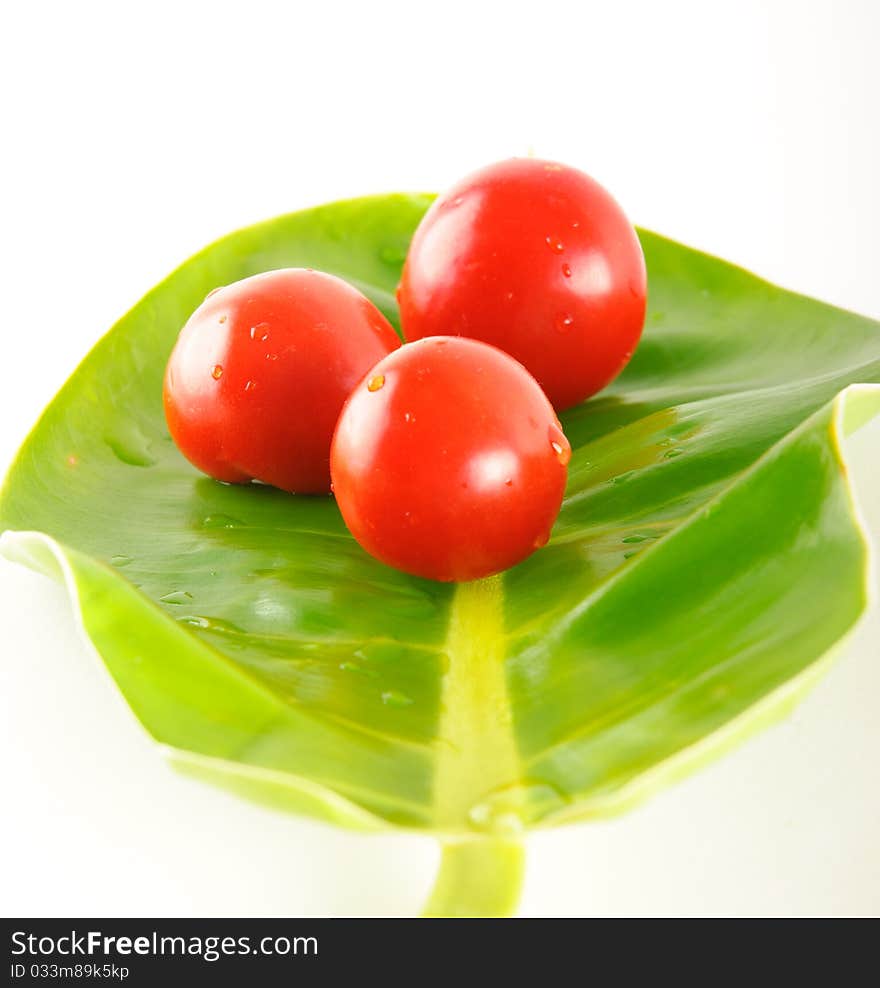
422 838 525 918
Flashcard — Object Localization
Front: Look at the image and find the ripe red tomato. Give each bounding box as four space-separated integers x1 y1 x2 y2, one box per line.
164 268 400 493
398 158 646 411
330 337 570 582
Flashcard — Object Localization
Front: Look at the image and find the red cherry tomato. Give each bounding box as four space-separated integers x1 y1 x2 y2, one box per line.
164 269 400 493
330 337 570 582
398 158 646 411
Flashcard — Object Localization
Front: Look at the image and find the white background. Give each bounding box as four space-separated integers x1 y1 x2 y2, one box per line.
1 0 878 916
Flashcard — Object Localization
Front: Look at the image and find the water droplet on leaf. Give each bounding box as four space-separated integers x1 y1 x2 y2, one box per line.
202 513 244 529
340 661 380 679
381 689 414 708
105 423 156 468
610 470 636 486
203 616 244 634
380 245 407 265
180 615 210 629
467 782 566 835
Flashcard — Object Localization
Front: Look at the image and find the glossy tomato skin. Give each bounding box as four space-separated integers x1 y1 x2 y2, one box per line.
398 158 646 411
164 269 400 493
330 337 571 582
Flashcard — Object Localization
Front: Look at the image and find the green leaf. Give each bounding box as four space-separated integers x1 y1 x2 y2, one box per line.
1 195 878 915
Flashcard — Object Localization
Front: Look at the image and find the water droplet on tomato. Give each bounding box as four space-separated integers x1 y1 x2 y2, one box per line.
382 689 414 708
552 441 571 465
561 263 572 278
205 286 223 300
545 236 565 253
244 380 256 392
160 590 192 605
404 411 415 423
505 291 515 302
548 424 571 465
533 531 550 549
505 478 513 486
555 312 574 333
212 364 223 379
249 322 270 341
368 374 385 392
218 315 227 324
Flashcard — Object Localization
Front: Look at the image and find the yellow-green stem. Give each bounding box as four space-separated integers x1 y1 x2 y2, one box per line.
423 576 526 916
422 838 525 918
